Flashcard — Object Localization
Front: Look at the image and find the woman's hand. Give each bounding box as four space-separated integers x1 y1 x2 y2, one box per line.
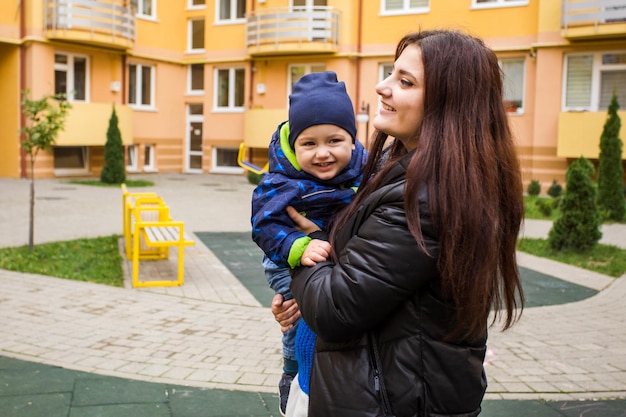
286 206 321 235
271 293 301 332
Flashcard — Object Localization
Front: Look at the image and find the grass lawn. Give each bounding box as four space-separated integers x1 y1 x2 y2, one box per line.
517 238 626 278
523 195 560 221
68 179 154 187
0 236 124 287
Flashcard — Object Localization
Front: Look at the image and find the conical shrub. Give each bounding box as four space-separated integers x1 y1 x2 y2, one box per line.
548 157 602 252
100 106 126 184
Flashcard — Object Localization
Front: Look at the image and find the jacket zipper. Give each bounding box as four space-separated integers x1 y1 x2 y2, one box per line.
368 332 396 417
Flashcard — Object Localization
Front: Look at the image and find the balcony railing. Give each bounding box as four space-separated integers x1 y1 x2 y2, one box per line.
562 0 626 39
44 0 135 49
246 6 340 56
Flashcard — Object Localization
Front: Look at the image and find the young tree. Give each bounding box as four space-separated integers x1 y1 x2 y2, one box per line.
100 105 126 184
597 94 625 221
20 90 72 251
548 157 602 252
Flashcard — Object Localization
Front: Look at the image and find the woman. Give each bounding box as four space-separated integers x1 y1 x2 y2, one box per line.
279 29 525 417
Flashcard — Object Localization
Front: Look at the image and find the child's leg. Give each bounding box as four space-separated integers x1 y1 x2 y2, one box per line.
262 256 298 415
263 256 299 367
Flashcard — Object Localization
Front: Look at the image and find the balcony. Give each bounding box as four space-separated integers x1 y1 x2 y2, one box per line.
44 0 135 50
244 108 287 148
246 6 340 56
56 102 133 146
556 110 626 159
561 0 626 40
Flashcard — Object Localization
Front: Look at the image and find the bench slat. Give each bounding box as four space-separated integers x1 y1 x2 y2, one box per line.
144 225 193 244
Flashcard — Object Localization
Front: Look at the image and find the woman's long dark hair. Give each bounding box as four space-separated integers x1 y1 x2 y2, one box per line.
330 30 525 341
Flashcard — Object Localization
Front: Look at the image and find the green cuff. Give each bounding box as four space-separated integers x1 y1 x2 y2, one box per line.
288 236 311 268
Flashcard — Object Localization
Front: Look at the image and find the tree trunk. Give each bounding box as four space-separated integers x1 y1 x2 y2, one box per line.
29 156 35 252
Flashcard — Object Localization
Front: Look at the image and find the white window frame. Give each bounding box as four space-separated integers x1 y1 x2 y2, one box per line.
499 57 525 115
562 51 626 112
144 144 156 172
135 0 157 20
187 63 205 95
287 64 326 100
211 147 244 174
54 52 90 102
128 63 156 110
188 0 206 10
215 0 246 24
53 146 89 176
127 144 139 172
213 67 245 112
377 62 394 113
188 18 205 53
381 0 429 16
471 0 528 10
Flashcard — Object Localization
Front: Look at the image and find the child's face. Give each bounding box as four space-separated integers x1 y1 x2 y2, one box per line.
293 124 355 181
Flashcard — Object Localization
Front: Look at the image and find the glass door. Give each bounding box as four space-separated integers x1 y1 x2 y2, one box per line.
186 104 204 173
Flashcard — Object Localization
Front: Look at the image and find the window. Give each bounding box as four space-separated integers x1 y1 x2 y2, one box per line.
144 145 156 171
189 19 205 51
378 63 393 111
127 145 138 171
53 146 88 175
382 0 429 14
212 147 243 174
379 63 393 81
128 63 155 109
54 53 89 102
473 0 528 8
217 0 246 22
215 68 245 110
132 0 156 18
500 58 525 114
288 64 326 95
564 52 626 111
188 64 205 94
189 0 206 8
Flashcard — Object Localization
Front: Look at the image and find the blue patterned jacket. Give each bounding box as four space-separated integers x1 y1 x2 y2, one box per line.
251 121 368 268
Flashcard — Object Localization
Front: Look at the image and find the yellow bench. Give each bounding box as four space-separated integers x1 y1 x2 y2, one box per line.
237 142 268 175
121 183 160 259
120 184 195 288
131 204 195 288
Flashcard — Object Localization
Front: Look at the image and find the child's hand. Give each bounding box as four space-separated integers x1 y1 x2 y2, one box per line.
301 239 331 266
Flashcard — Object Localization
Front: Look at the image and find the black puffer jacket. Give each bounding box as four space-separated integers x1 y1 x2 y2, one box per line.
290 158 487 417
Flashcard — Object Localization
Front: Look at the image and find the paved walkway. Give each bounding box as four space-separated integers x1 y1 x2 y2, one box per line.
1 174 625 416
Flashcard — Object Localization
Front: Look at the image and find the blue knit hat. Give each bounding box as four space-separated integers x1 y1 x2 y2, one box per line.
288 71 357 148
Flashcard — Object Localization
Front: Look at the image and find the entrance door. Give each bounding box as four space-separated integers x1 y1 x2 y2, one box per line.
186 104 204 173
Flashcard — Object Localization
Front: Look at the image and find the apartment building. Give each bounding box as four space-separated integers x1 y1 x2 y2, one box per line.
0 0 624 189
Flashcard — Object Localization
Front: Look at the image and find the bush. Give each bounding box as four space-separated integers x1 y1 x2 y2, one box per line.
100 106 126 184
535 198 554 217
597 94 625 221
547 180 563 198
247 170 264 185
527 180 541 196
548 157 602 252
